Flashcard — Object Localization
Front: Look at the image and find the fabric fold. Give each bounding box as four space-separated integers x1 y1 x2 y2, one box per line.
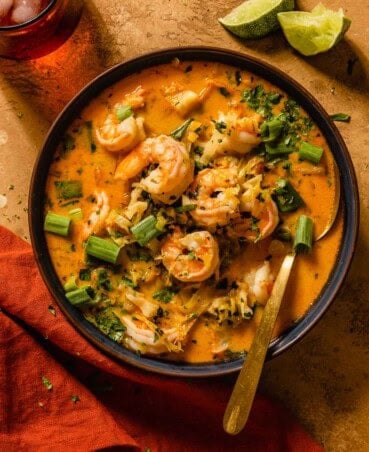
0 226 324 451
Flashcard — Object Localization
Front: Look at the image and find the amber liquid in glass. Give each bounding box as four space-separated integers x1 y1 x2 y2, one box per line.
0 0 84 59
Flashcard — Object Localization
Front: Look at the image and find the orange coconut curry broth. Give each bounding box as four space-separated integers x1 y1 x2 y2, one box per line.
44 60 341 363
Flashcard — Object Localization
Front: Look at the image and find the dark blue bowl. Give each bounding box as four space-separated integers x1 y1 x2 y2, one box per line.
29 47 359 377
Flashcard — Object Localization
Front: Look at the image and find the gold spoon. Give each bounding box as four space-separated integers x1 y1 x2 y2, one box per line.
223 163 341 436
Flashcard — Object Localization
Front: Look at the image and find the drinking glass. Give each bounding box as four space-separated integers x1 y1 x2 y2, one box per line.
0 0 84 59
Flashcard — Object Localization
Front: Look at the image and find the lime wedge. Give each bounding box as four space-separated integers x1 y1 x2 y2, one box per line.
219 0 295 39
277 3 351 56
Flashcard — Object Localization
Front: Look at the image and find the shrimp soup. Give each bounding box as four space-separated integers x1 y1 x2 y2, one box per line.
44 59 342 363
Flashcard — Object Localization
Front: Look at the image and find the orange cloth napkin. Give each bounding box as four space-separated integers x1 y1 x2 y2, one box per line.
0 225 324 452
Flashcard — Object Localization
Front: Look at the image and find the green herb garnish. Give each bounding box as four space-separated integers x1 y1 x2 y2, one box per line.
152 287 179 303
273 178 305 213
94 309 126 342
54 180 83 200
170 118 193 140
42 376 53 391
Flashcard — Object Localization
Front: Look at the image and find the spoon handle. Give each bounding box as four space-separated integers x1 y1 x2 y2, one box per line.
223 252 296 435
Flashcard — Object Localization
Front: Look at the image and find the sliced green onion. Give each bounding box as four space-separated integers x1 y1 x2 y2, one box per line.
299 142 324 164
273 178 305 213
85 121 97 152
260 118 284 142
170 118 193 140
116 105 133 122
44 212 71 237
54 180 83 200
85 235 121 264
65 286 95 306
330 113 351 123
64 275 78 292
69 207 83 220
293 215 313 254
130 215 161 246
175 204 197 213
265 142 295 156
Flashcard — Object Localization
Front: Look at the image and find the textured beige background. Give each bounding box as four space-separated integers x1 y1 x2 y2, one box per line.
1 1 368 450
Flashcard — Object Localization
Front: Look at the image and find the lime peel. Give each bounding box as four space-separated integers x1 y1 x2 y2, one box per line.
219 0 295 39
277 3 351 56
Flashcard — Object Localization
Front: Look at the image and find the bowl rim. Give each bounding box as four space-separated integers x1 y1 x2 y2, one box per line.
29 46 360 377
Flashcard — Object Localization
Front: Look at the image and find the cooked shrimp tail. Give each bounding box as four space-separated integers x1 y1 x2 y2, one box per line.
115 135 194 204
161 229 220 282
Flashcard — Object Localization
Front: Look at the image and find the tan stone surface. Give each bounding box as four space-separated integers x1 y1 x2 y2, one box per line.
0 0 368 449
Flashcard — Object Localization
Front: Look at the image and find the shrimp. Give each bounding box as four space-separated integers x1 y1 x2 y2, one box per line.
183 166 240 227
208 261 274 324
161 229 219 282
118 286 215 354
208 281 254 326
81 191 110 239
231 175 279 242
120 314 180 355
95 114 146 153
202 111 262 162
163 82 202 117
245 261 274 305
115 135 194 204
122 86 146 110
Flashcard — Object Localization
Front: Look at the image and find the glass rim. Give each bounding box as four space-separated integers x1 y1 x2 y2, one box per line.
0 0 57 30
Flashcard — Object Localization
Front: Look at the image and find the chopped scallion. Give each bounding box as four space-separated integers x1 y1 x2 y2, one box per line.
69 207 83 220
175 204 197 213
265 142 295 156
64 275 78 292
330 113 351 123
153 287 179 303
299 142 324 164
170 118 193 140
44 212 71 237
293 215 313 254
116 105 133 122
260 118 284 142
65 286 95 306
85 236 121 264
130 215 162 246
273 178 305 213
